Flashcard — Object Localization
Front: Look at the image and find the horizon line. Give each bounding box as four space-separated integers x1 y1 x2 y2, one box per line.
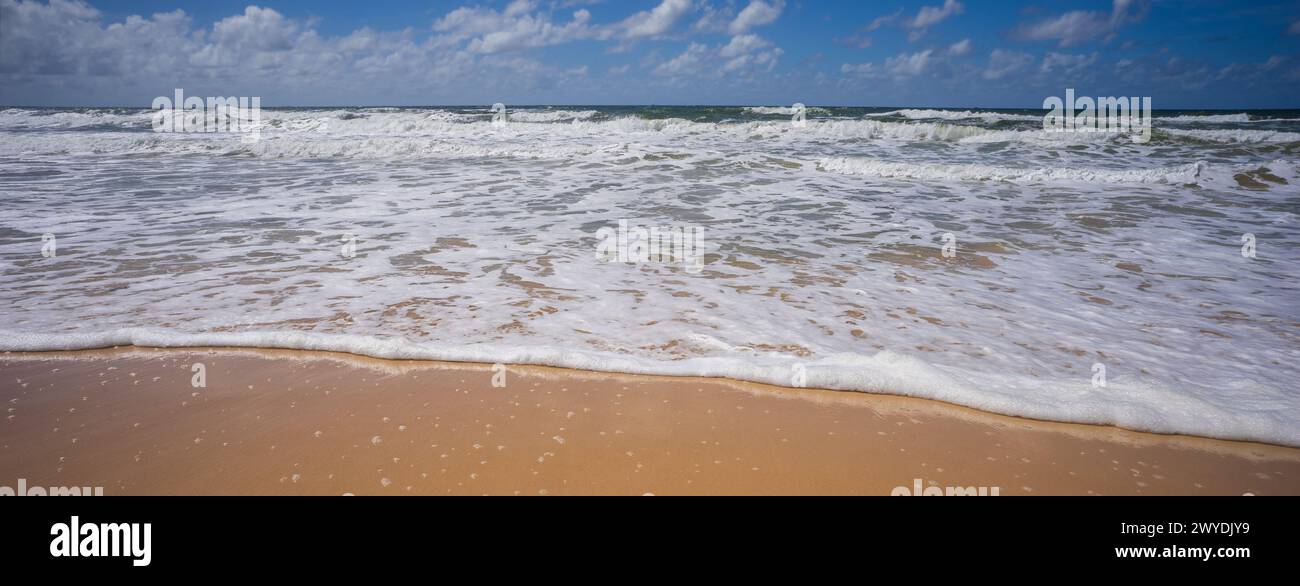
4 104 1298 111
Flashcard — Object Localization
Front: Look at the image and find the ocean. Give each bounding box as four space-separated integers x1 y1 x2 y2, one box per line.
0 105 1297 445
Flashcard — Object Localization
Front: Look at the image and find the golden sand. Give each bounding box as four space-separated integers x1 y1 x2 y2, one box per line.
1 347 1297 495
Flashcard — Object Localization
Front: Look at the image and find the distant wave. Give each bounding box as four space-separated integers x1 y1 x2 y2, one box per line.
818 157 1298 187
744 106 831 115
866 109 1042 122
1159 113 1252 123
1160 128 1300 144
869 109 1300 126
6 114 1299 164
504 109 600 123
1159 113 1300 123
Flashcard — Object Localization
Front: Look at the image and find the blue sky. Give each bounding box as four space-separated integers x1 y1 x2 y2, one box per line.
2 0 1299 107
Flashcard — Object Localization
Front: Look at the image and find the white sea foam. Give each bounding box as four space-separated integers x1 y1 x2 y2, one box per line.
2 106 1298 446
744 106 831 115
867 109 1042 122
504 109 600 122
1160 113 1252 123
1161 128 1300 144
816 158 1231 185
3 328 1296 446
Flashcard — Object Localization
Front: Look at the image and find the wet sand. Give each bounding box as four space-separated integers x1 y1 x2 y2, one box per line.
1 347 1297 496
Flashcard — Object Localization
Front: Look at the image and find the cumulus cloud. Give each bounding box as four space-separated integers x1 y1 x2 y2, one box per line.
840 62 876 77
0 0 588 105
1012 0 1149 47
729 0 785 35
886 50 934 76
983 49 1033 80
909 0 964 29
433 1 594 53
863 0 964 42
654 34 783 77
948 38 972 56
866 10 902 32
191 6 305 67
1040 52 1099 74
1 0 192 76
1215 55 1290 83
841 46 954 80
610 0 693 40
435 0 695 49
3 0 1290 108
834 33 873 49
690 1 732 34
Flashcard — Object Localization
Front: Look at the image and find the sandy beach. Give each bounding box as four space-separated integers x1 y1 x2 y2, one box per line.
2 347 1296 496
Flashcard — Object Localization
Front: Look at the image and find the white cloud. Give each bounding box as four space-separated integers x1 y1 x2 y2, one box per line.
433 2 594 54
613 0 693 40
886 50 933 76
691 1 732 34
835 34 873 49
948 38 972 56
729 0 785 35
841 62 876 77
865 0 963 42
654 34 782 77
841 41 959 81
0 0 594 105
1 0 194 76
1012 0 1148 47
909 0 964 29
1040 52 1099 75
983 49 1033 80
720 34 769 58
471 10 592 53
653 42 709 76
866 10 902 32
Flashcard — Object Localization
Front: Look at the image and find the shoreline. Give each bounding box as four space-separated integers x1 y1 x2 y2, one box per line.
2 346 1298 495
4 332 1294 449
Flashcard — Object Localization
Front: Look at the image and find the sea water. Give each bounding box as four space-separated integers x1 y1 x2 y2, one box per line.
0 105 1296 444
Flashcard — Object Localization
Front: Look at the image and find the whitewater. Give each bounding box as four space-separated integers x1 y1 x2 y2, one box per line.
1 105 1297 445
